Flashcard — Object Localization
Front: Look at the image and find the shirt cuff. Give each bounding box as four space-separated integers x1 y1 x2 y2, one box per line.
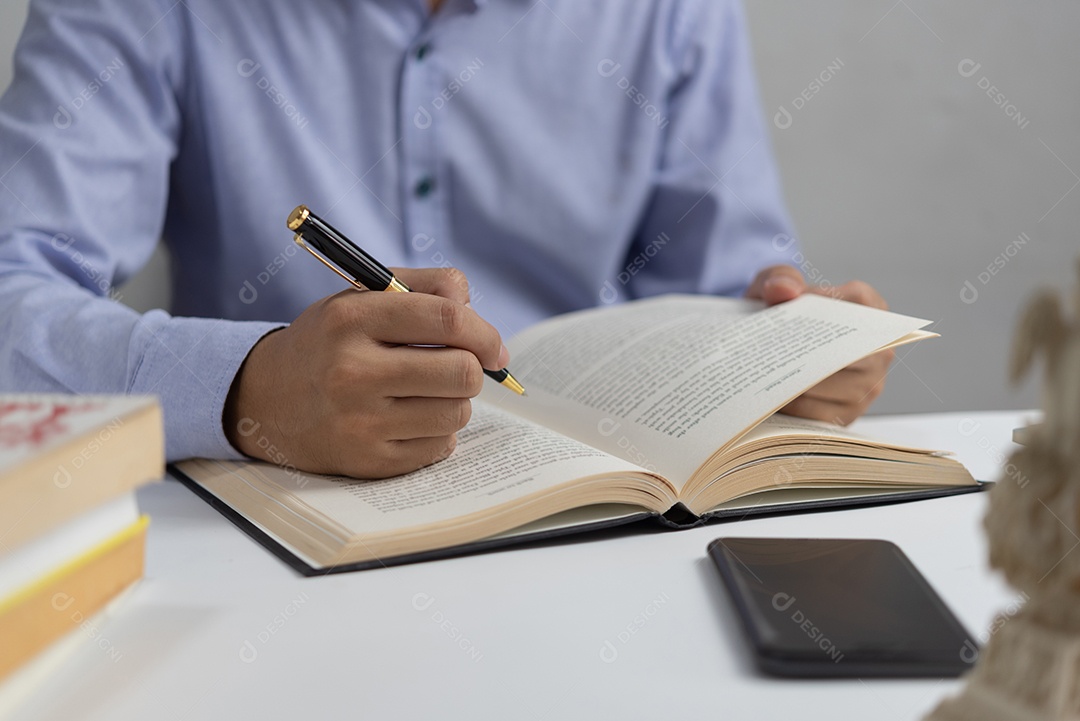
127 312 285 461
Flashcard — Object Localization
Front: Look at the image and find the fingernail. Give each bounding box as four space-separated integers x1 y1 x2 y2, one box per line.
766 276 801 293
497 344 510 368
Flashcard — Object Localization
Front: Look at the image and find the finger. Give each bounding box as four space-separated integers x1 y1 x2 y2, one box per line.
809 280 887 310
840 354 886 374
376 346 487 399
798 349 891 405
328 345 482 400
797 371 863 405
393 266 472 306
841 347 894 382
365 435 459 479
380 398 473 440
781 395 861 427
744 265 806 305
798 368 884 406
328 291 507 370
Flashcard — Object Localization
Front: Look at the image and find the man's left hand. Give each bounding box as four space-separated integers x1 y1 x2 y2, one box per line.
744 265 895 426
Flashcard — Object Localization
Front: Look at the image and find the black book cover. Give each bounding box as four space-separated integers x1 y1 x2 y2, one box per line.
170 464 988 577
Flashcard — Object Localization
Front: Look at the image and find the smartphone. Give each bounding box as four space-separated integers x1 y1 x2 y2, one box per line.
707 537 978 677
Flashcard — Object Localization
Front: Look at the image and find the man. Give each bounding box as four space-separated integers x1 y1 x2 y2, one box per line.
0 0 891 479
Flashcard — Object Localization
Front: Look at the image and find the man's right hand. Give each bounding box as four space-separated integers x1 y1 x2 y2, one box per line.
224 267 508 479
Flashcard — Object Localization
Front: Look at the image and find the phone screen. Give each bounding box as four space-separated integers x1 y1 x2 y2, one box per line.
708 537 978 677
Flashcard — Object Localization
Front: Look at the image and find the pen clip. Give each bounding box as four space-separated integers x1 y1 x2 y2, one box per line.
294 234 367 291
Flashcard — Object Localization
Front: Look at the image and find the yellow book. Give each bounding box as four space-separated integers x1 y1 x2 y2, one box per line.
0 511 148 680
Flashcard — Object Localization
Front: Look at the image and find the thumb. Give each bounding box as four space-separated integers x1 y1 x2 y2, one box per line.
745 266 807 306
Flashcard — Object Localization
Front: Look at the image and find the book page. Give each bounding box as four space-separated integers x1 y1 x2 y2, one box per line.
706 485 951 513
484 294 932 490
315 404 663 525
181 402 675 563
734 414 952 455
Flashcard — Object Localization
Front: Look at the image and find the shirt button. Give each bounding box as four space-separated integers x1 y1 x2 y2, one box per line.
414 177 436 198
415 43 432 60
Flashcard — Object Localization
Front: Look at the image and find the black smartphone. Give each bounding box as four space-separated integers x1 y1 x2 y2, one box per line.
707 537 978 678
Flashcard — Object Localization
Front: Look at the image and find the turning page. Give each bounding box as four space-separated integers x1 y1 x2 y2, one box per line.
483 294 933 491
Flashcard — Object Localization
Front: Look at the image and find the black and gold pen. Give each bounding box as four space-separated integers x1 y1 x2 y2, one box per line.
287 204 526 395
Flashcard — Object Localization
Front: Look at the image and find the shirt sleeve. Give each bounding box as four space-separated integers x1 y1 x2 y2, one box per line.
624 0 802 300
0 0 282 461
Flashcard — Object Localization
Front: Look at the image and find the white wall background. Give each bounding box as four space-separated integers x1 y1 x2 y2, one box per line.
1 1 1076 414
0 4 26 90
742 1 1078 414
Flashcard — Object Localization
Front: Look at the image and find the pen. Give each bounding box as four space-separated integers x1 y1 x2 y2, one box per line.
287 204 526 395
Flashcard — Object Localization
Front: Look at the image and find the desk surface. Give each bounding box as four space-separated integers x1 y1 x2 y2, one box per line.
4 411 1032 721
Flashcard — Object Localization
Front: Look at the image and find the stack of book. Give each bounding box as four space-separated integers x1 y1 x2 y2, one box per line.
0 396 163 680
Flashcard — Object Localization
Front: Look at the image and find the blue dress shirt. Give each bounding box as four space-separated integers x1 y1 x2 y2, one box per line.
0 0 798 461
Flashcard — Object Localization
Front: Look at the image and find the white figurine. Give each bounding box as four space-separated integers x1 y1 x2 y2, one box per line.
926 261 1080 720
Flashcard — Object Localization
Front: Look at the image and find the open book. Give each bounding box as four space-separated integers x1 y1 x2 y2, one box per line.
174 295 981 574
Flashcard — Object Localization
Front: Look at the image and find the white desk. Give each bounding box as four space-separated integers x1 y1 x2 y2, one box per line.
4 411 1032 721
